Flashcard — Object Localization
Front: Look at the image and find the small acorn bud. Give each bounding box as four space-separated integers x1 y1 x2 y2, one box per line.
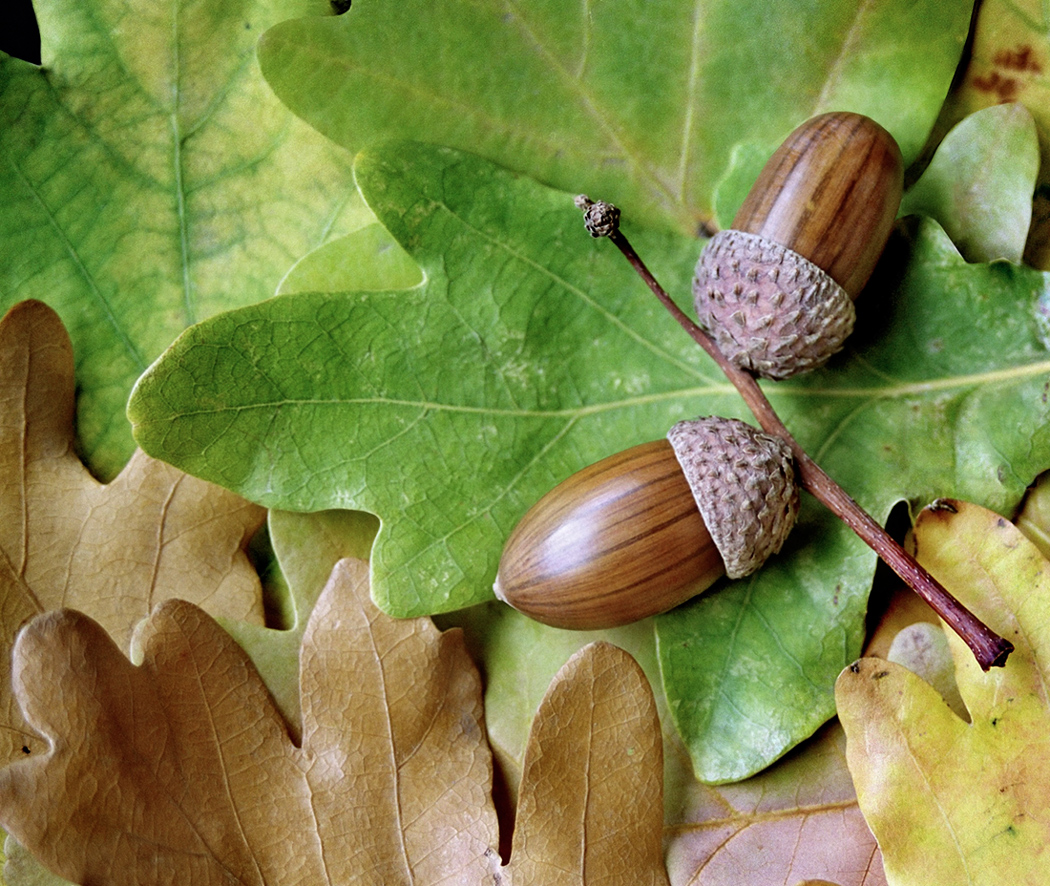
493 417 799 630
693 112 904 380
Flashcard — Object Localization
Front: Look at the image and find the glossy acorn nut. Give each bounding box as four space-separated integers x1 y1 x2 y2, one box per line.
693 112 904 380
493 417 799 630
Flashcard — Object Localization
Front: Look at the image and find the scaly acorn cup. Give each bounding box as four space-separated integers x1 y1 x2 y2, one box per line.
494 417 799 630
693 111 904 379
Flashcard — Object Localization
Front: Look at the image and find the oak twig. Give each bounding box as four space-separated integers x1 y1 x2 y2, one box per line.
575 195 1012 670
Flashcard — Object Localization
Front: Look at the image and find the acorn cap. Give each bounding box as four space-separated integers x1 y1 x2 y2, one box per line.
667 416 799 578
692 229 856 380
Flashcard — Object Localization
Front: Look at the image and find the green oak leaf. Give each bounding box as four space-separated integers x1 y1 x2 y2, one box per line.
258 0 971 237
0 0 368 479
902 103 1039 263
131 141 717 615
128 142 1050 781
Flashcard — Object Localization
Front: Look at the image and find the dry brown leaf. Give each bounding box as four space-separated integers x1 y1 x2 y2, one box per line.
0 557 500 885
0 300 265 765
0 543 674 884
507 641 669 886
664 720 885 886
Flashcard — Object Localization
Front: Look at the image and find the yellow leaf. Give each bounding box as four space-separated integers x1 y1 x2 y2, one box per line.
837 500 1050 885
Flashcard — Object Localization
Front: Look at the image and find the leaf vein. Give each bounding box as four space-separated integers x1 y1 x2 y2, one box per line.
6 158 147 371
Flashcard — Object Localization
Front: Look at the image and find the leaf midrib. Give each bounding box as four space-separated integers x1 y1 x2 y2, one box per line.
136 357 1050 421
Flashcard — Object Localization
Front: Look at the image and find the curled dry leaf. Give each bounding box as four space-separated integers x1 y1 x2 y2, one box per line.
837 500 1050 884
0 300 265 766
0 542 672 885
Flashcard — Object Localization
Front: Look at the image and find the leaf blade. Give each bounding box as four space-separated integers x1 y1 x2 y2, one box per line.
0 0 365 477
259 0 972 235
508 641 668 885
837 501 1050 884
0 300 266 768
0 557 500 886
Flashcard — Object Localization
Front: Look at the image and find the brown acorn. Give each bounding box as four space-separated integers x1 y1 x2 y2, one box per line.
494 417 799 630
693 112 904 380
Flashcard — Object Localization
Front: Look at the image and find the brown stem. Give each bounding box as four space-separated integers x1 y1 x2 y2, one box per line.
576 197 1013 669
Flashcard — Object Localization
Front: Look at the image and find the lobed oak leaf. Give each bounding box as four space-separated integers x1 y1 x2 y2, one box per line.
0 543 674 885
128 137 1050 784
0 299 265 766
0 557 501 885
836 500 1050 884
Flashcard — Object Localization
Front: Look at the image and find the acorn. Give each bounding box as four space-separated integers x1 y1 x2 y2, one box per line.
494 416 799 630
694 112 904 380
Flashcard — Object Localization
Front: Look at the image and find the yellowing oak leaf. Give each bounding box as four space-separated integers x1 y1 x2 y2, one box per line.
0 548 671 884
0 299 265 765
836 500 1050 885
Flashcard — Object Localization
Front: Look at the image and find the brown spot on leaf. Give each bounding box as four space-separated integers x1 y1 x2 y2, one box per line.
972 71 1020 102
972 44 1045 103
993 45 1043 73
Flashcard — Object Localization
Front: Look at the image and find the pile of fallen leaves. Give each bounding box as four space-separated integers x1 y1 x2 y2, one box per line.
3 300 1050 885
4 0 1050 881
